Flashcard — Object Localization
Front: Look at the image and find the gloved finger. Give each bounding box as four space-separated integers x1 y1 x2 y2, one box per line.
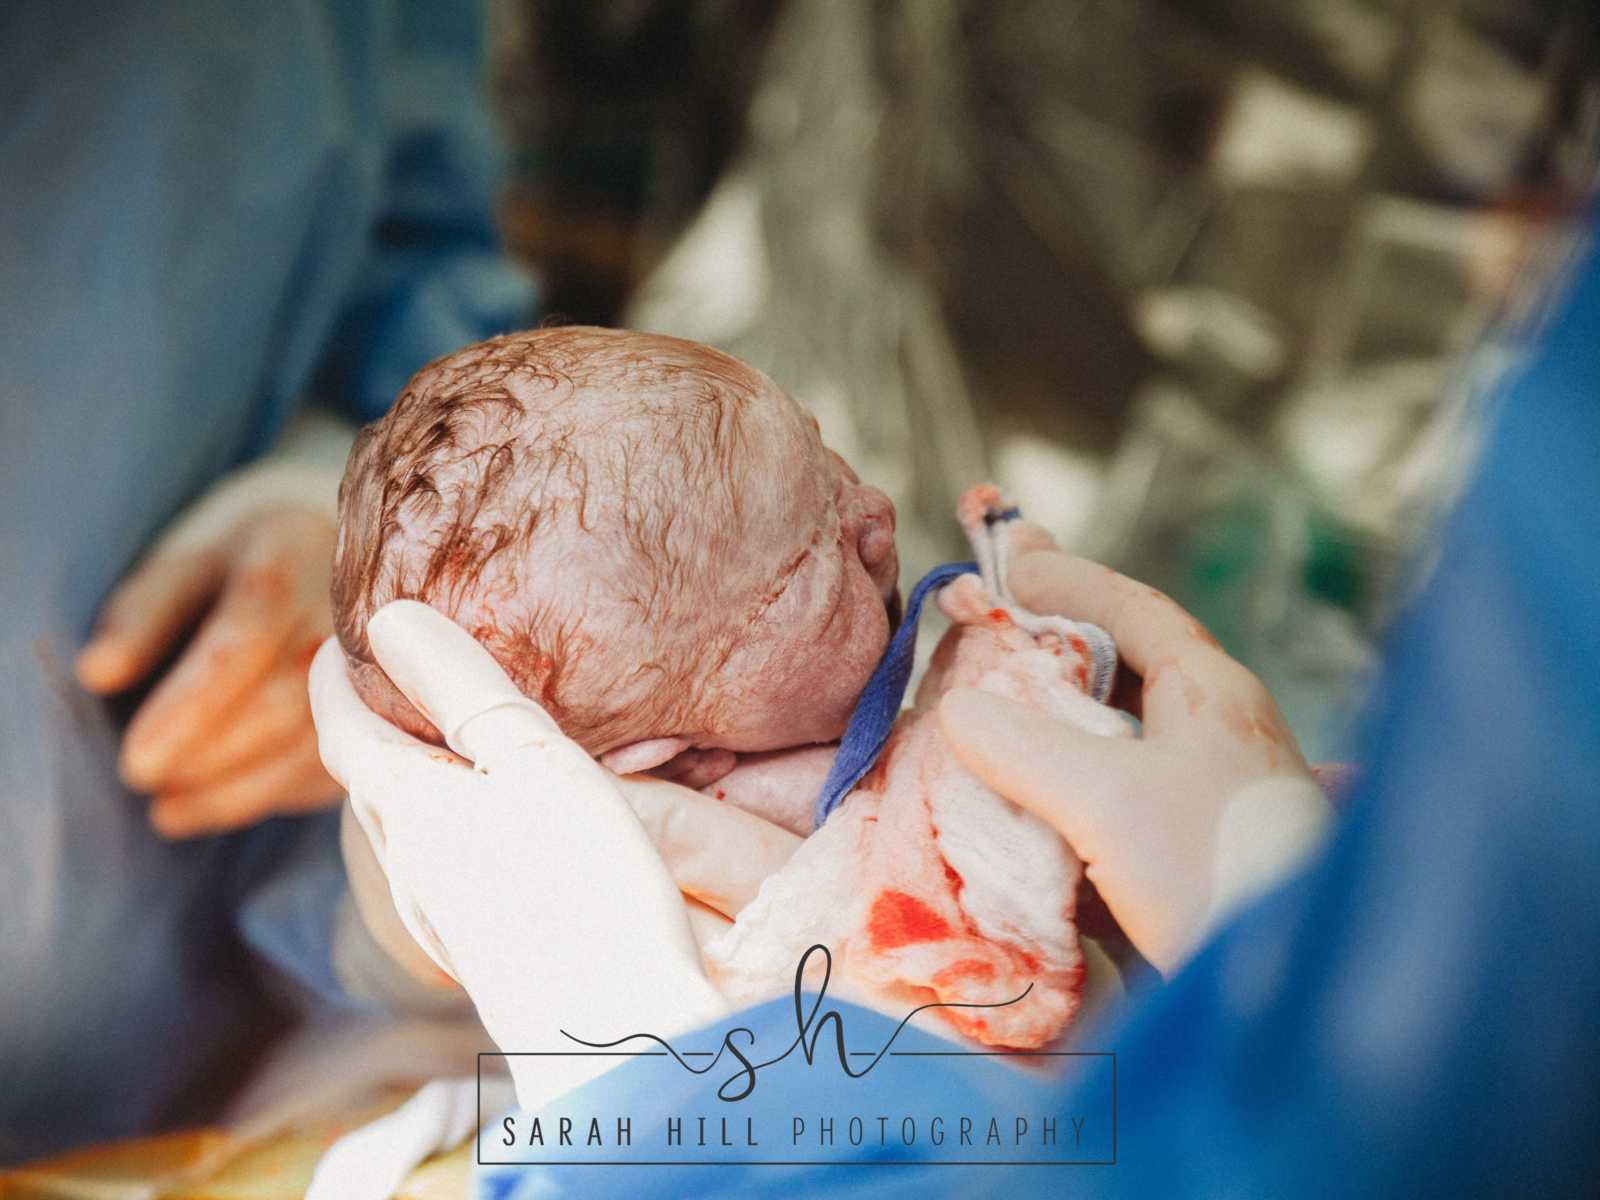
76 549 225 693
1007 551 1223 684
1004 519 1059 557
938 687 1147 869
149 737 338 838
617 775 801 918
366 600 564 767
1136 643 1286 741
127 658 318 792
339 802 461 990
307 636 439 790
119 553 306 784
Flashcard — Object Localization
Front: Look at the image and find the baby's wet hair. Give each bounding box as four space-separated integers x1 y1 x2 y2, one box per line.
331 325 762 750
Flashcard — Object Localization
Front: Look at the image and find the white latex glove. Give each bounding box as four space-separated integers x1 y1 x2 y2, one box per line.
307 600 753 1107
939 538 1332 976
77 416 353 837
306 1077 501 1200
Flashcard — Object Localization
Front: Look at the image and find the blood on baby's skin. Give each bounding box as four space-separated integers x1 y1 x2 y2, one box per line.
714 789 726 801
987 608 1010 625
867 890 952 951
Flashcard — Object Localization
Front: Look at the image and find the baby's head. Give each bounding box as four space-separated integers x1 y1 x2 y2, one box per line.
332 327 899 767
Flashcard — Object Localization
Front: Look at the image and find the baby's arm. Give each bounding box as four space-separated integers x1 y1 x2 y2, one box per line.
695 745 838 836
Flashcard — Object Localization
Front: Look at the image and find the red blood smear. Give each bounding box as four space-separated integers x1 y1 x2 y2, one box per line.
867 890 952 951
942 861 965 896
932 958 997 988
1065 632 1091 688
988 608 1010 624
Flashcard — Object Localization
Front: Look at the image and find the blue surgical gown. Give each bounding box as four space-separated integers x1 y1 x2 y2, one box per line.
0 0 533 1161
477 233 1600 1197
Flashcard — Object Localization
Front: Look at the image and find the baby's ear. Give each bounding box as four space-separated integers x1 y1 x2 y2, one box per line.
599 737 695 776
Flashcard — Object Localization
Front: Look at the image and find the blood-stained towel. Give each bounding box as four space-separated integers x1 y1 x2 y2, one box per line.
706 487 1129 1047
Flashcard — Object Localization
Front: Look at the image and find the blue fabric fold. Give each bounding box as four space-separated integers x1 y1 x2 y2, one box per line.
813 561 977 827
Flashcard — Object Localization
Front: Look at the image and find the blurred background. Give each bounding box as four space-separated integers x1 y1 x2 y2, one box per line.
6 1 1600 1190
491 0 1598 759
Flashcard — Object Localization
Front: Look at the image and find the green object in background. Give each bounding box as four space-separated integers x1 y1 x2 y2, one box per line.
1182 498 1270 658
1302 511 1365 613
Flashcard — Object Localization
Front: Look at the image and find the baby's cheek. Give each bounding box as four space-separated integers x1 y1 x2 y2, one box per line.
768 577 890 745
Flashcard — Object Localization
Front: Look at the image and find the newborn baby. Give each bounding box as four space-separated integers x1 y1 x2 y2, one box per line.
333 326 900 784
333 327 1122 1047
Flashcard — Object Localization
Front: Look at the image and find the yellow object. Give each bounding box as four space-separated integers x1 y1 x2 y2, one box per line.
0 1090 468 1200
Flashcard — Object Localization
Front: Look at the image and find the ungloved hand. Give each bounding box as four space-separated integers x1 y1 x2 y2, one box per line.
77 458 347 837
308 600 804 1105
939 535 1331 976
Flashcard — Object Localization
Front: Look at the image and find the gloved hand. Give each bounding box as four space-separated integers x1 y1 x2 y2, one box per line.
938 534 1332 976
77 453 347 837
307 600 802 1106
